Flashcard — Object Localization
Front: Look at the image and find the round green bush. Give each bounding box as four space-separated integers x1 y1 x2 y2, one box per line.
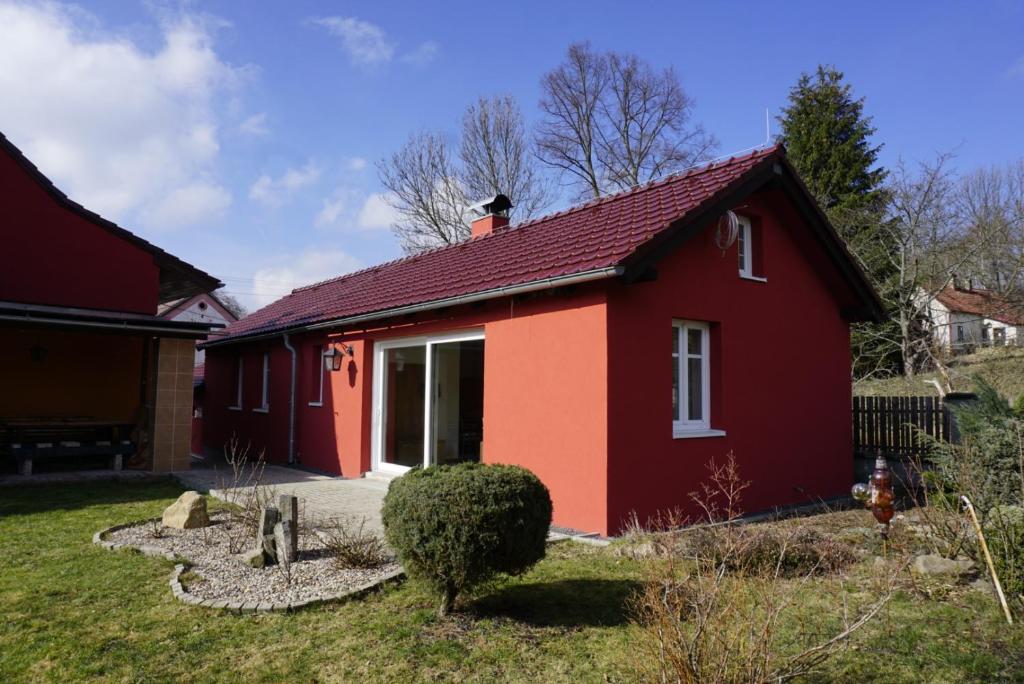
381 462 553 615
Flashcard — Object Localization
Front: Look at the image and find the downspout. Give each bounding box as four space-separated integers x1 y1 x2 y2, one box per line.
283 333 297 465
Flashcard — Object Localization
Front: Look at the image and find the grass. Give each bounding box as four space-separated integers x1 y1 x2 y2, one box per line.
1 480 1024 682
855 346 1024 399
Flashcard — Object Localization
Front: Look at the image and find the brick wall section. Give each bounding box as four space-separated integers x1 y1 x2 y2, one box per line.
152 338 195 472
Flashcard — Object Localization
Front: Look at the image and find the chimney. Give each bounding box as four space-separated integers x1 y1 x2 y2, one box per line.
468 193 513 238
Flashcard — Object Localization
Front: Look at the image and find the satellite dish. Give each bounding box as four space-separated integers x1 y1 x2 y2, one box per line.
714 210 739 252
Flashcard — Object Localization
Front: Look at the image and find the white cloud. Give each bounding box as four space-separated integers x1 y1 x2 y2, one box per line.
248 161 321 207
401 41 439 66
248 249 361 309
0 3 248 230
312 16 395 66
141 182 232 231
239 112 269 136
346 156 367 171
357 193 399 230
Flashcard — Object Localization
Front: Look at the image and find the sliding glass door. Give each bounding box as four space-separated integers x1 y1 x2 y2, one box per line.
373 331 484 473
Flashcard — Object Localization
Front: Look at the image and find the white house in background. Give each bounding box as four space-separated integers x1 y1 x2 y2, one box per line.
158 293 239 365
926 283 1023 352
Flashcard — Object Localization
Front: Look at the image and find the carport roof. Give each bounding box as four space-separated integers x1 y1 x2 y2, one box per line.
0 300 223 338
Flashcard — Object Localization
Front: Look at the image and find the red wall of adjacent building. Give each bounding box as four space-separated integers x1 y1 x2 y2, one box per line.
0 150 159 314
605 188 859 534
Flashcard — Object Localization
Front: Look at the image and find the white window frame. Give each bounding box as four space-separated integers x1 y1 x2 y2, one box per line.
309 344 325 407
229 357 243 410
737 216 767 282
672 320 724 439
254 352 270 413
371 328 485 474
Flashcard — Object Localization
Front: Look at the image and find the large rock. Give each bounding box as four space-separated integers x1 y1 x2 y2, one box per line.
911 553 976 577
162 491 209 529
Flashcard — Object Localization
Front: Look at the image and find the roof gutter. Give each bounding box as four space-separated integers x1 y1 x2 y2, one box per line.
0 314 222 338
204 266 624 348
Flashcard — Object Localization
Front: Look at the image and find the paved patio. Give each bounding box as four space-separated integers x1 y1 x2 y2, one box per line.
175 465 390 534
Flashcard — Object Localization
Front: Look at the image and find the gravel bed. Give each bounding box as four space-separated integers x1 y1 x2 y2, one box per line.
105 512 400 605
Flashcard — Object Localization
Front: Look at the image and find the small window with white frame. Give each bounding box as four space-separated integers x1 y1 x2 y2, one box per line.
737 216 753 277
672 320 718 437
255 352 270 412
229 356 243 410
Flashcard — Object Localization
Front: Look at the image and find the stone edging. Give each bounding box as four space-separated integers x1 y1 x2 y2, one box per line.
93 521 404 613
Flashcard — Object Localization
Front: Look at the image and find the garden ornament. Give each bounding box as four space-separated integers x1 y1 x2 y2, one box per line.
851 454 895 539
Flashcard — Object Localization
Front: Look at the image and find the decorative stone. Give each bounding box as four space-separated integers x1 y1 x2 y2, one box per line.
162 491 210 529
275 520 297 563
279 495 299 561
243 547 267 568
911 553 976 577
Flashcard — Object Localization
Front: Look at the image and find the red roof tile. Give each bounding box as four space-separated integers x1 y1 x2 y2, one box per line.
213 146 849 343
934 285 1024 326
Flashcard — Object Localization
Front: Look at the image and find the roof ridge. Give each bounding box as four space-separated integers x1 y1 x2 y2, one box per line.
288 145 780 297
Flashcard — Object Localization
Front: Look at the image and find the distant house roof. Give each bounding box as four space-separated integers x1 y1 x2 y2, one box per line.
934 285 1024 326
158 292 239 322
0 131 222 303
208 145 883 347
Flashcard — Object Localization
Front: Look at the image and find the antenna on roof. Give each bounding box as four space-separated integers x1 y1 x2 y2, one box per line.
765 108 771 145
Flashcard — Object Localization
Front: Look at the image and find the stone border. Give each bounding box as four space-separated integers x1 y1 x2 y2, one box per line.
93 520 404 613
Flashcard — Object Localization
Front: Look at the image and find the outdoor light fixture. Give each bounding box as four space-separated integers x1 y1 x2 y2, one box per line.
322 344 352 372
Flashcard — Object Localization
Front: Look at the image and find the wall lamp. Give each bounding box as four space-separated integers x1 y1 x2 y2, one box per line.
322 343 353 372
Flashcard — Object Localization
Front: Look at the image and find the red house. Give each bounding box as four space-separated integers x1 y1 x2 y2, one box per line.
0 132 222 475
202 146 883 535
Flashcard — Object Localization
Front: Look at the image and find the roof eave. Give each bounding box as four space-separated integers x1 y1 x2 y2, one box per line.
201 265 624 349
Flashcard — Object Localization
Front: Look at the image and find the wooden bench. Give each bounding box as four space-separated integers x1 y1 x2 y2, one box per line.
1 420 135 476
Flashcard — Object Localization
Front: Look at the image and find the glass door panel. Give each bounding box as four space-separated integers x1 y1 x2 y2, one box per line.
382 345 426 468
430 340 484 465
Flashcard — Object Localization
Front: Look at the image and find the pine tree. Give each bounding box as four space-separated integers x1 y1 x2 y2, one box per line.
778 65 899 378
777 65 887 219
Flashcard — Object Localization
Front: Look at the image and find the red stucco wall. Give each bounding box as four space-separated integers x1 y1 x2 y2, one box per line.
203 188 860 537
0 150 159 314
605 188 858 534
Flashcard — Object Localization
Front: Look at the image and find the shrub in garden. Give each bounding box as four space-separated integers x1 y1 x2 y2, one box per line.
381 463 552 616
319 516 390 569
984 506 1024 613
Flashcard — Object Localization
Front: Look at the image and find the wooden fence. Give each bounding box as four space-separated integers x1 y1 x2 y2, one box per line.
852 395 952 460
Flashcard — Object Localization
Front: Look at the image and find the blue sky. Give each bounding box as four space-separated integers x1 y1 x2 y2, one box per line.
1 1 1022 310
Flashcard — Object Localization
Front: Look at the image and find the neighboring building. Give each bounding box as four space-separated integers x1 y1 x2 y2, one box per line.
159 292 239 365
0 132 223 474
927 283 1023 352
201 146 883 536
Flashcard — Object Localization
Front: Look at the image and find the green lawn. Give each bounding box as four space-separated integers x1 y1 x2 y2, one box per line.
855 346 1024 399
1 480 1023 682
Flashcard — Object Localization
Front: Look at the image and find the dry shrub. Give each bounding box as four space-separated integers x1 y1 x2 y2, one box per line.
685 525 858 578
318 516 390 569
215 436 277 553
628 453 904 684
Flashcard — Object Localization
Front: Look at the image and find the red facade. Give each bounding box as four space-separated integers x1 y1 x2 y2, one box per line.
202 149 878 535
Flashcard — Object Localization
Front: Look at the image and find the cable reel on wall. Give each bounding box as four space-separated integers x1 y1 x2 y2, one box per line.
714 210 740 254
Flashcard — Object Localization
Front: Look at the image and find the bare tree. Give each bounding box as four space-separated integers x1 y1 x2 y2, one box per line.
956 160 1024 297
379 96 554 253
378 132 468 252
460 95 553 222
536 42 716 200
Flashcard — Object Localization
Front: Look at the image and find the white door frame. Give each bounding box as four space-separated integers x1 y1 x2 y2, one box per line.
371 328 484 474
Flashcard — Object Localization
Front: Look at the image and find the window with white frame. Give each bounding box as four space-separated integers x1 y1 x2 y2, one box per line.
672 320 711 434
310 344 325 406
256 352 270 411
737 216 753 277
230 357 243 409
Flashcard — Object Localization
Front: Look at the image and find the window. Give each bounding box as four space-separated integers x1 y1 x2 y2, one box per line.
956 325 965 344
229 357 243 410
310 344 325 406
255 352 270 412
737 216 752 277
737 216 766 282
672 321 721 438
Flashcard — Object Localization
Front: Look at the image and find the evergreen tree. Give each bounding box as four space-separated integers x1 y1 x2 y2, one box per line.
777 65 899 378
